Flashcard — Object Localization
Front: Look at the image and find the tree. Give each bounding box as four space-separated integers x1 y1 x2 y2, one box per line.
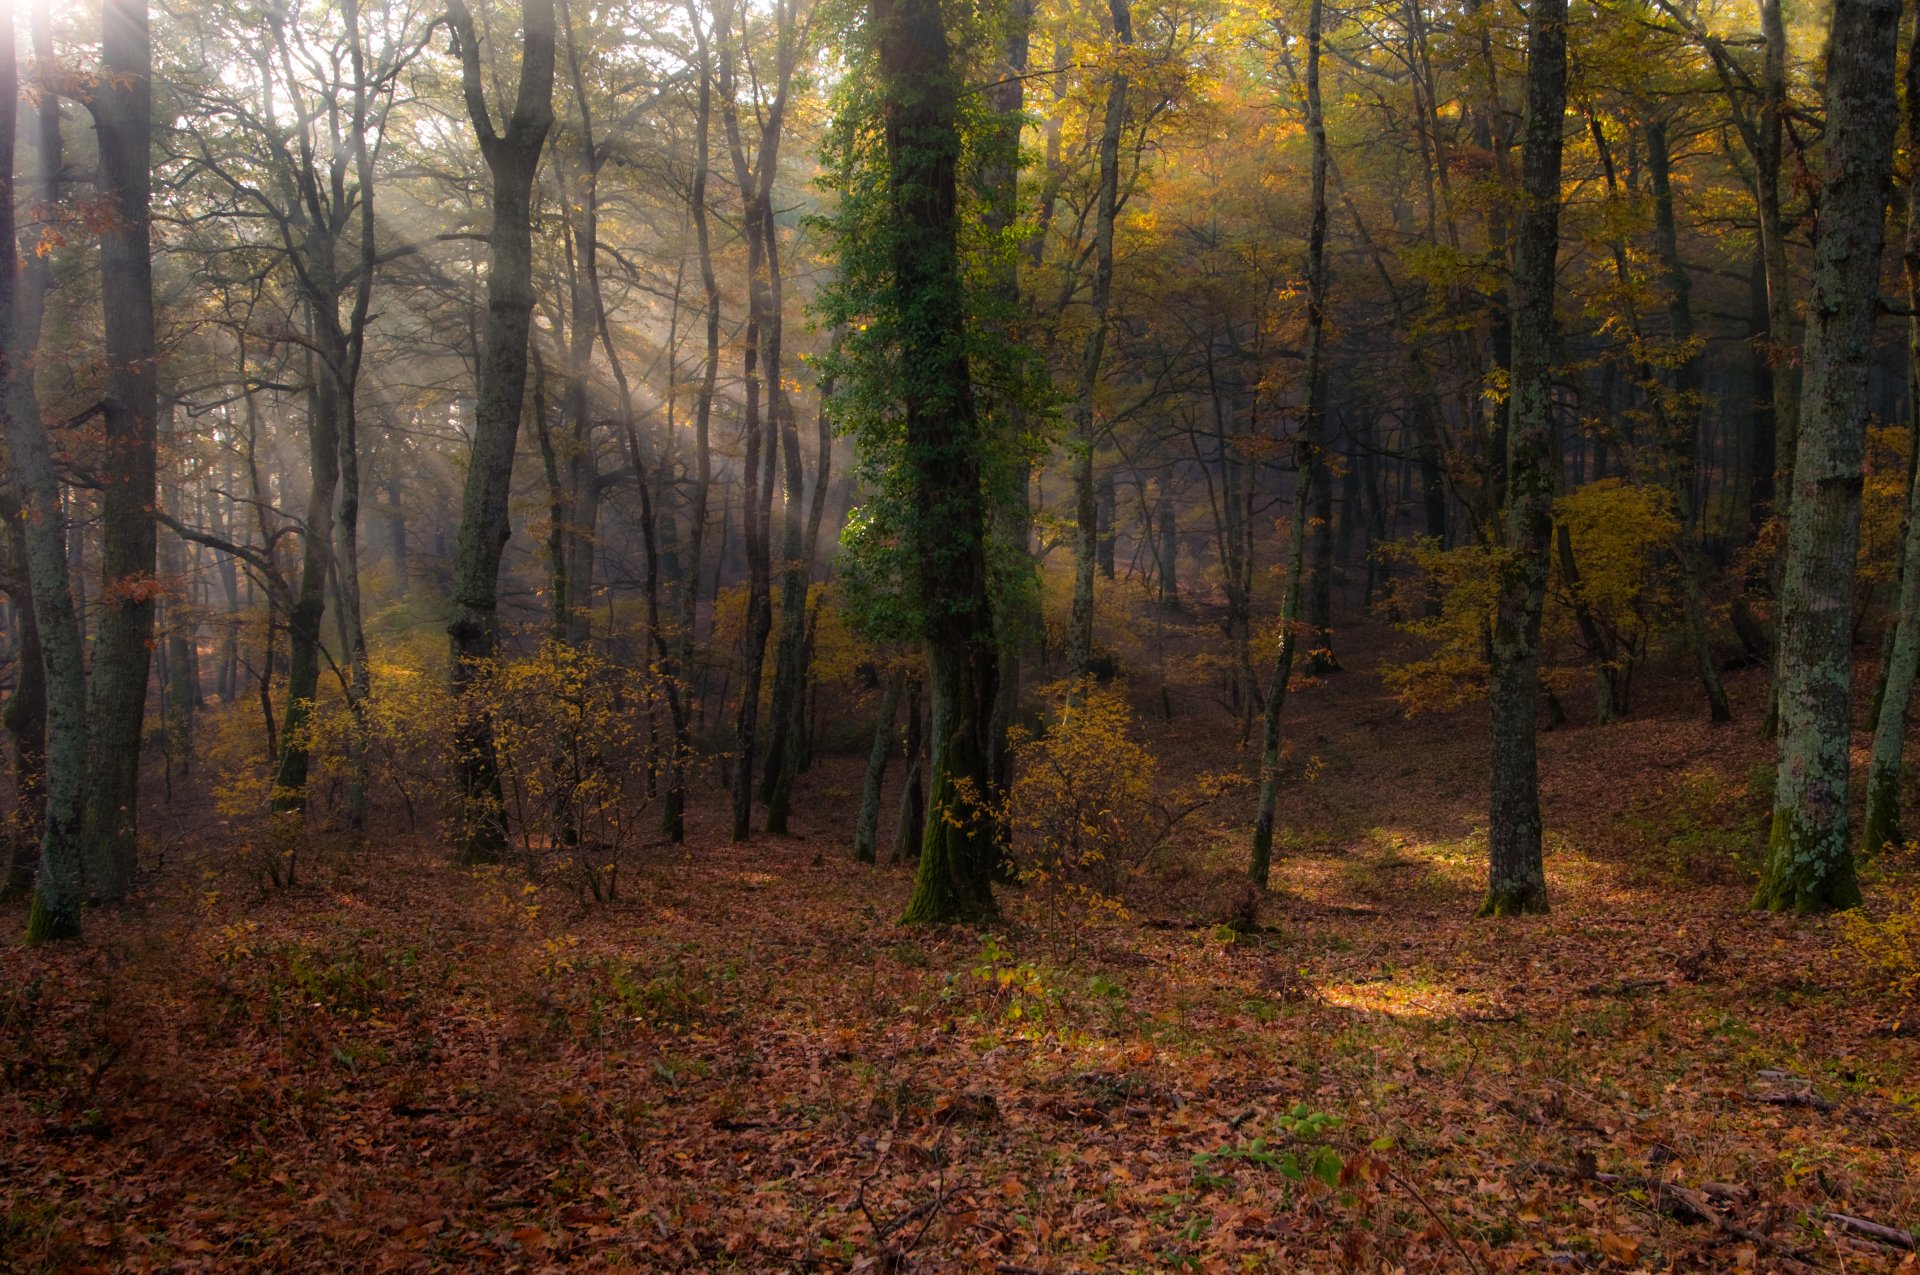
862 0 1002 924
1249 0 1328 890
445 0 557 862
1481 0 1567 917
3 1 90 941
1063 0 1131 692
78 0 162 903
1754 0 1900 912
1863 12 1920 859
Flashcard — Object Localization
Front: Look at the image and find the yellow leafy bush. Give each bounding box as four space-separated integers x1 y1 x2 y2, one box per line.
994 682 1235 945
1838 885 1920 1003
472 640 670 901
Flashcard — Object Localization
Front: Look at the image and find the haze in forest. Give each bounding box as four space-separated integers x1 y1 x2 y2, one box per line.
2 0 1920 1268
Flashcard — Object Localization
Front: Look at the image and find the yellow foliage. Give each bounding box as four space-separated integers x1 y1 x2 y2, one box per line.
1555 479 1679 632
994 682 1237 945
1380 480 1680 715
1859 426 1912 593
1838 883 1920 1004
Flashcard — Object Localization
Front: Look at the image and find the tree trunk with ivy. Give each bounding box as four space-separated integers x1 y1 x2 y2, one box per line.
1482 0 1567 917
878 0 1002 924
1753 0 1898 911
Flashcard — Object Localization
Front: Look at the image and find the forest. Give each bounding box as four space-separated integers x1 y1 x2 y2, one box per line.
3 0 1920 1267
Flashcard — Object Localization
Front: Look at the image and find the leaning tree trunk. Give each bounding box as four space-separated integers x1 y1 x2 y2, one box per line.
878 0 1003 924
1482 0 1568 918
1753 0 1899 912
445 0 556 862
1860 6 1920 860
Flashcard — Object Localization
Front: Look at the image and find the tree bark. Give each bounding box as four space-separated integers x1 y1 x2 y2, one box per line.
1482 0 1567 917
878 0 1002 924
80 0 161 899
1250 0 1330 887
1 3 86 939
1753 0 1898 912
444 0 556 862
854 669 903 862
1860 8 1920 859
1065 0 1130 692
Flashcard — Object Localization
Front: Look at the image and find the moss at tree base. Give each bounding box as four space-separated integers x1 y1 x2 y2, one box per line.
1752 807 1863 913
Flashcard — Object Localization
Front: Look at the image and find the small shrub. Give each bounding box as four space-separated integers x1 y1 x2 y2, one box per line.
987 681 1236 948
1838 885 1920 1004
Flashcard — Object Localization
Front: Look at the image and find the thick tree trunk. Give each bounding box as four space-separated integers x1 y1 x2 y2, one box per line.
78 0 160 899
271 364 341 813
1482 0 1567 918
445 0 556 862
1753 0 1898 912
0 8 63 915
878 0 1002 924
1860 11 1920 860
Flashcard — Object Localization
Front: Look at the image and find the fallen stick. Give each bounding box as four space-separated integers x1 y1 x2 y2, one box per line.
1816 1211 1917 1251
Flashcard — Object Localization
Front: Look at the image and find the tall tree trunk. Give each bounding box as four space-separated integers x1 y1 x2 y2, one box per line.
445 0 557 862
878 0 1002 924
672 0 720 840
1250 0 1328 887
1645 116 1731 722
80 0 161 898
762 234 810 831
1249 467 1311 889
984 0 1036 806
9 63 84 935
717 0 795 842
1065 0 1130 691
1481 0 1567 917
1753 0 1898 912
1860 8 1920 860
270 348 340 815
1300 4 1338 675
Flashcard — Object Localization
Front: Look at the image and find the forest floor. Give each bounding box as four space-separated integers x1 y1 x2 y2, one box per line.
4 623 1920 1273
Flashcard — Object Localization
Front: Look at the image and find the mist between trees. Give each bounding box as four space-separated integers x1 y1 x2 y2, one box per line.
0 0 1913 935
